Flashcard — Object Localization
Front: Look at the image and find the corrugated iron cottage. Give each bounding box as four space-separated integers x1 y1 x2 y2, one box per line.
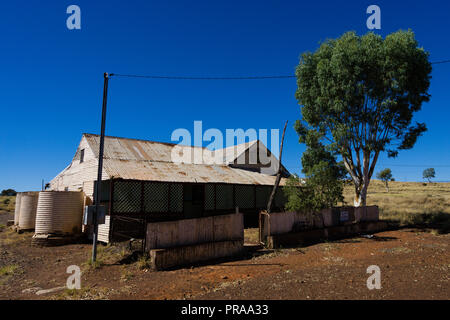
50 133 289 242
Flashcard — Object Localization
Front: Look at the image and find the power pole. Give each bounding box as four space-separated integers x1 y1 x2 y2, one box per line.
92 72 109 262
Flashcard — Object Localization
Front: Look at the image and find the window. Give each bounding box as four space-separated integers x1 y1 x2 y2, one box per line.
80 149 85 163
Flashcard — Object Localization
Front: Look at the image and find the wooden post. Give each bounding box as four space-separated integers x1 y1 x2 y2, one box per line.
266 120 288 214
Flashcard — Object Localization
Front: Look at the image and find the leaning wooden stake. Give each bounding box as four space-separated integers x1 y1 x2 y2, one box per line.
260 121 288 245
266 120 288 214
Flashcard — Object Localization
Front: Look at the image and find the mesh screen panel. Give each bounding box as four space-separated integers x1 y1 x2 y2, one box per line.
256 185 272 208
144 182 169 212
113 181 141 213
205 184 215 211
235 185 255 209
169 184 183 213
216 184 234 210
275 187 287 208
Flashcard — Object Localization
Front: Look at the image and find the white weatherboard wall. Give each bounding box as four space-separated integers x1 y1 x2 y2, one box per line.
146 213 244 250
98 215 110 243
49 136 108 200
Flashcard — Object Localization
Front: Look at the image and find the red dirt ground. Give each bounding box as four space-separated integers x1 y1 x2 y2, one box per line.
0 223 448 300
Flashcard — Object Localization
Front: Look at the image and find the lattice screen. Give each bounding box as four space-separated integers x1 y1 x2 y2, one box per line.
216 184 234 210
256 185 272 208
113 181 141 213
169 183 183 213
144 182 169 212
204 184 215 211
235 185 255 209
275 187 287 208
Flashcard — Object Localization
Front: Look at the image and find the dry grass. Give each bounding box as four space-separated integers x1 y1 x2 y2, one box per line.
0 227 30 245
84 243 130 271
0 264 21 285
0 196 15 213
52 287 111 300
0 264 20 277
244 228 260 244
343 180 450 232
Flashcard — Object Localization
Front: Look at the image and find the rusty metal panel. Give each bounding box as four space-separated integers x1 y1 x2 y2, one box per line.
102 158 285 186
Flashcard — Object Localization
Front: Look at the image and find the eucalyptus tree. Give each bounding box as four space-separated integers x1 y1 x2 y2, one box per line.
423 168 436 183
295 30 432 206
376 168 393 192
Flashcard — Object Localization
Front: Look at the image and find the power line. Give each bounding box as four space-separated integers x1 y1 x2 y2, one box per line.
110 73 296 80
287 164 450 168
431 59 450 65
110 59 450 80
377 164 450 168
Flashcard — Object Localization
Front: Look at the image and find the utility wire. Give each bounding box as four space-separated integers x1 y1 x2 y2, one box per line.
110 73 296 80
431 59 450 65
109 60 450 80
287 164 450 168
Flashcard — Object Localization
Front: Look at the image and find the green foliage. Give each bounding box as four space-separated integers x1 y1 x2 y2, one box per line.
423 168 436 182
377 168 393 182
286 119 346 213
295 30 432 205
1 189 16 196
377 168 393 191
284 166 345 213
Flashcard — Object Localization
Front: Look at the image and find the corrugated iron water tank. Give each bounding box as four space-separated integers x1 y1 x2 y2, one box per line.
35 191 84 235
18 192 39 230
14 192 23 226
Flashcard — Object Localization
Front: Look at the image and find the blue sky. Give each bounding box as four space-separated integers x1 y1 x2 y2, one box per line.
1 0 449 191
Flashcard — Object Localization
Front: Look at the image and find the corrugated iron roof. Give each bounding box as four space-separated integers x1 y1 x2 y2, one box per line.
84 133 287 186
220 140 258 164
102 159 285 185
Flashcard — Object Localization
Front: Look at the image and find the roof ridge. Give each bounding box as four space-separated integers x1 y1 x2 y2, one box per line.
218 139 259 150
83 133 207 149
103 157 233 167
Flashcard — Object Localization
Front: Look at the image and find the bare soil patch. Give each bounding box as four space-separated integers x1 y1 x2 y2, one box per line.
1 227 448 300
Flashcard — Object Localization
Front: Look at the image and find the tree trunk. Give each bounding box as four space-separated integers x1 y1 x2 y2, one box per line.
354 183 368 207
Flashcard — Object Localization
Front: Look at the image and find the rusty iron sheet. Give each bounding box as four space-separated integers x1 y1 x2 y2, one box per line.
84 134 287 186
